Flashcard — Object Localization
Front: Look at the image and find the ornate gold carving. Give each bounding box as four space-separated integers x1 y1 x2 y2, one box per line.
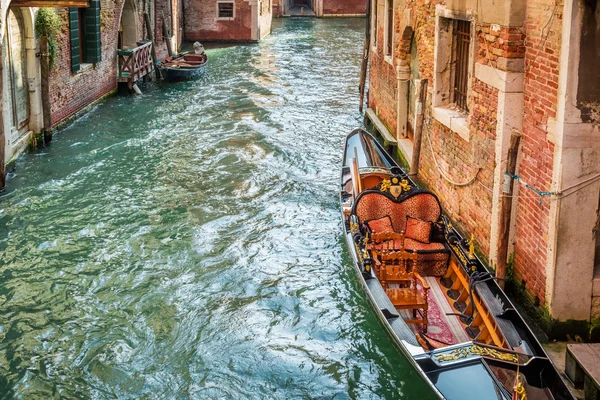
400 179 412 192
469 234 475 260
380 179 391 192
350 220 359 234
434 344 519 364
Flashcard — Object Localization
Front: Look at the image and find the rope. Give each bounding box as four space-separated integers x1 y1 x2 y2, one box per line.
425 130 481 187
504 172 553 205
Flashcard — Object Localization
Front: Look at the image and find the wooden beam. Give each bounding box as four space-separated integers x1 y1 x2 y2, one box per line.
358 0 371 112
496 132 522 288
40 36 52 142
9 0 89 6
409 79 428 176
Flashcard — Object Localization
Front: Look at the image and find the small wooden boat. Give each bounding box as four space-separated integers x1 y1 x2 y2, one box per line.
158 52 208 81
341 128 575 400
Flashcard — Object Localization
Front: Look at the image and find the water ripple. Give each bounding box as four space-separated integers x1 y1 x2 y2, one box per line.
0 18 435 399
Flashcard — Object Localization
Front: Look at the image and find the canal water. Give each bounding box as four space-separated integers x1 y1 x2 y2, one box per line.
0 18 437 399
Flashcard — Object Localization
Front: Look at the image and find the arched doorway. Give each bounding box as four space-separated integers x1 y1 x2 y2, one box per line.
3 8 30 137
119 0 138 49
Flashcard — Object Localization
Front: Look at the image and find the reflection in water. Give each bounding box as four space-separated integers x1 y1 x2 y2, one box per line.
0 18 435 399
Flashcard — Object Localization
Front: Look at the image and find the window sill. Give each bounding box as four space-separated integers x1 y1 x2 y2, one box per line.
217 17 235 21
432 105 470 142
74 63 94 75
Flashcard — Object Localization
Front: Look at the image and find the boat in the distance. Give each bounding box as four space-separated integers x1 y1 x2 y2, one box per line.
158 52 208 81
340 128 575 400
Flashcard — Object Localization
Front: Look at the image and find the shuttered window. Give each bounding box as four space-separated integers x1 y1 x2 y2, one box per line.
69 9 80 72
84 0 102 63
69 0 101 72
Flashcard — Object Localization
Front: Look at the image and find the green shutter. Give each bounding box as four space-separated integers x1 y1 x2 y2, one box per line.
69 8 80 72
83 0 101 63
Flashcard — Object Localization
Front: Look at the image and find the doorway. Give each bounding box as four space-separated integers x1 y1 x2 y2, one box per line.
119 0 138 49
3 7 30 137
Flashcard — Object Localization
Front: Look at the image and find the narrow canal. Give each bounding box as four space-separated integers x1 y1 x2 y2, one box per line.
0 18 436 399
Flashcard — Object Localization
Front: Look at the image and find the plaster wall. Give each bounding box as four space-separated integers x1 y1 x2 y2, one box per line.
542 0 600 321
184 0 253 41
444 0 525 26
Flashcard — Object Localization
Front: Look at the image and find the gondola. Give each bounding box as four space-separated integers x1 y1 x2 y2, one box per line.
158 52 208 81
341 128 575 400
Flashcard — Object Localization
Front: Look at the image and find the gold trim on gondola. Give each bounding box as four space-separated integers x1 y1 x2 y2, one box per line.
433 344 519 363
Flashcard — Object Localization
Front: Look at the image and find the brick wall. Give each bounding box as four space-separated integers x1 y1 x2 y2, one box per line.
368 0 497 255
50 0 131 126
155 0 184 61
323 0 366 15
512 0 563 305
184 0 253 41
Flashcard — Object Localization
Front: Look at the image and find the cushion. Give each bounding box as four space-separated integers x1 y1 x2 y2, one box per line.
354 192 441 233
405 217 432 244
366 216 394 234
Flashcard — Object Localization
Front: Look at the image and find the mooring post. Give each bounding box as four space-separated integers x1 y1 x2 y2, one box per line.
410 79 428 176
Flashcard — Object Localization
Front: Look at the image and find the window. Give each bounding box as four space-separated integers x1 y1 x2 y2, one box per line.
432 12 473 140
385 0 393 56
218 2 235 19
452 19 470 112
69 0 101 73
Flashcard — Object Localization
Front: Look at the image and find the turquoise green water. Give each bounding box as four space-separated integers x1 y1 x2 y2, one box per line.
0 18 437 399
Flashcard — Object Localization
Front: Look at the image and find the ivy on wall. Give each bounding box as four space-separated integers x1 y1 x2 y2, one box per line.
34 8 61 68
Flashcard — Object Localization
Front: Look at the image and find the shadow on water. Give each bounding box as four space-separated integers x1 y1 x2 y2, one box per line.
0 18 437 399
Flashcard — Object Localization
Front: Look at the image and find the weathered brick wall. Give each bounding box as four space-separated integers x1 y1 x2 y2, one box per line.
272 0 282 17
323 0 366 15
512 0 563 305
50 0 129 126
369 0 497 255
184 0 253 41
155 0 184 61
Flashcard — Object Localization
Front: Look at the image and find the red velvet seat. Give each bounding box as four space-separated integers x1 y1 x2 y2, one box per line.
354 191 450 276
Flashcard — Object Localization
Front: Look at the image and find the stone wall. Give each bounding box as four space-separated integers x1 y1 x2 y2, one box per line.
322 0 366 15
184 0 253 41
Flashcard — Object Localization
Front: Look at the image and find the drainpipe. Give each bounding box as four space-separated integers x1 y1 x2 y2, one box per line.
395 59 410 140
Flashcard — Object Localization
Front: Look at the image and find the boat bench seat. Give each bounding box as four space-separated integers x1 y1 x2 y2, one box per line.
475 284 522 349
354 191 450 276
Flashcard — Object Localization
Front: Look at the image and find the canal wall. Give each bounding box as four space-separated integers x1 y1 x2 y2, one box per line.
184 0 272 42
322 0 366 16
366 0 600 334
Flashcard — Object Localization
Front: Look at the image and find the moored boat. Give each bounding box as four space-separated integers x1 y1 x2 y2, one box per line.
341 128 575 400
158 52 208 81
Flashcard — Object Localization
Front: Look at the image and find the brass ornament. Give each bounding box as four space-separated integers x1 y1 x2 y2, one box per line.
380 179 391 192
433 344 519 364
469 234 475 259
